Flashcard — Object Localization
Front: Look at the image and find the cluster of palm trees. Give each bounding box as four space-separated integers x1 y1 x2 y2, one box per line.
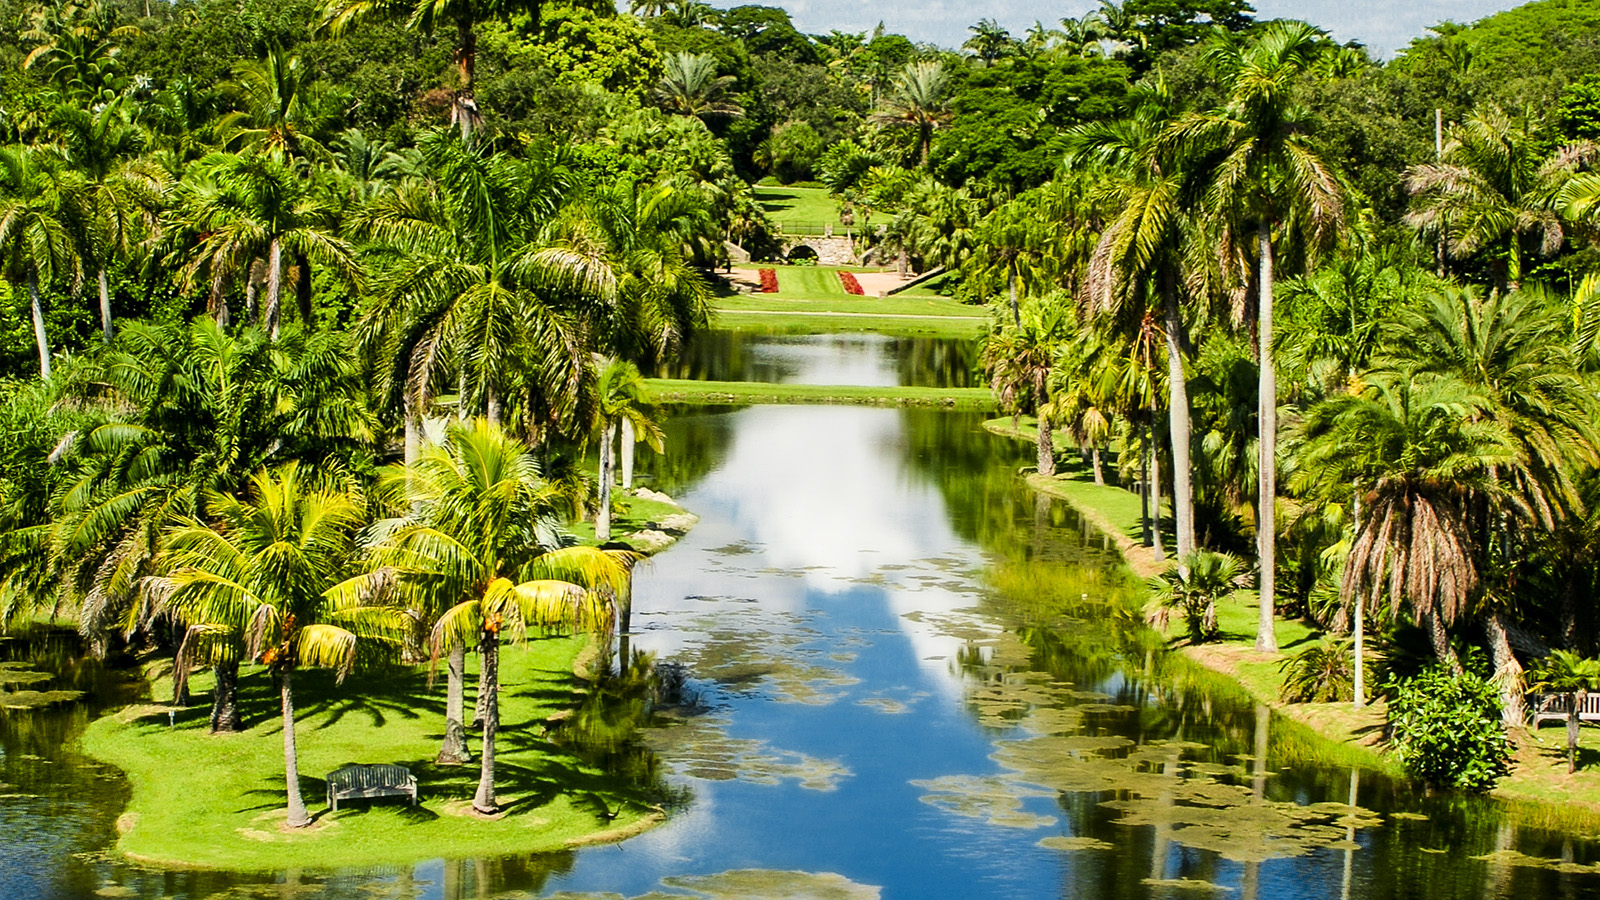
969 21 1600 737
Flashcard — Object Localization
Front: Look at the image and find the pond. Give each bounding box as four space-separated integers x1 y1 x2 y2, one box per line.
5 334 1600 899
661 330 979 388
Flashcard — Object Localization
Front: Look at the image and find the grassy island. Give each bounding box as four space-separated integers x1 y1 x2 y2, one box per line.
83 638 662 869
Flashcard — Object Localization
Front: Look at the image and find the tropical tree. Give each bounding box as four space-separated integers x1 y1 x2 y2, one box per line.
217 46 339 162
963 19 1017 64
1174 21 1349 651
654 53 743 122
321 0 544 141
593 359 663 542
871 61 951 168
157 464 408 827
0 146 84 379
1149 549 1252 643
1528 650 1600 774
21 0 139 104
349 420 637 811
983 297 1071 477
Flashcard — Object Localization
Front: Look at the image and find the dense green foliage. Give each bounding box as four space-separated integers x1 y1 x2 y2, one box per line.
1387 666 1511 790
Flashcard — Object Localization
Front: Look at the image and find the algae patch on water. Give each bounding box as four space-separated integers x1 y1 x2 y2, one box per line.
533 869 881 900
643 714 850 791
1038 835 1113 851
912 774 1058 829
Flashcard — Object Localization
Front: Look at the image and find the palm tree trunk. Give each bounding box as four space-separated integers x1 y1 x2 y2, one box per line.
265 237 283 341
1035 409 1055 477
1426 609 1463 674
1255 222 1278 653
281 669 310 827
1092 446 1104 486
27 269 51 380
455 20 479 144
1570 692 1583 774
438 645 471 764
473 631 499 814
1148 419 1164 558
97 267 114 344
246 258 264 326
211 271 229 328
485 382 501 426
404 404 421 468
621 417 636 489
596 421 616 541
209 659 241 733
1485 611 1525 730
1352 594 1365 709
1008 271 1020 328
1140 434 1152 547
1162 266 1194 558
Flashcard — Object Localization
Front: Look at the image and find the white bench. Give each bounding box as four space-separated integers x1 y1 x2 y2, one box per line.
1530 692 1600 728
327 764 418 811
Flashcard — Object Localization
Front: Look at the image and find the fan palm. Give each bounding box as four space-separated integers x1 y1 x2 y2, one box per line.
1149 549 1252 644
157 464 409 827
871 61 951 168
0 145 84 379
1529 650 1600 773
346 419 637 811
654 53 743 122
1171 21 1350 651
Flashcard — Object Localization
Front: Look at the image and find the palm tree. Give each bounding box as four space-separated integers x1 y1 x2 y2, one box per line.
1405 106 1589 293
350 419 637 812
982 297 1069 477
1150 549 1252 643
963 19 1016 65
969 198 1048 328
871 61 951 168
320 0 544 142
217 46 337 163
1529 650 1600 774
593 360 663 542
1174 21 1349 651
22 0 140 104
157 465 408 827
177 153 360 339
51 99 168 344
654 53 743 122
0 146 84 379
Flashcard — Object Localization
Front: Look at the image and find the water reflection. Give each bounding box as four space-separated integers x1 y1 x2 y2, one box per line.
664 331 977 388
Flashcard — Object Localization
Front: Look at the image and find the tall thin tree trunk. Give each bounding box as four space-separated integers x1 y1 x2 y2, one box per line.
596 420 615 542
473 632 499 813
1570 693 1584 774
485 382 501 426
1149 419 1164 558
97 267 114 344
1162 266 1194 558
1485 611 1525 730
209 659 240 733
1352 593 1365 709
264 237 283 341
455 22 479 144
1092 446 1104 486
211 271 229 328
1035 409 1055 476
404 403 421 468
281 669 310 827
1426 609 1462 674
1140 434 1152 547
1008 270 1020 328
1255 223 1278 653
27 270 51 380
437 646 470 764
621 417 636 488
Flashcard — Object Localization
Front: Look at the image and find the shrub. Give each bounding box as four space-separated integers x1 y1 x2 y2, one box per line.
839 271 864 295
1147 550 1251 645
758 269 779 293
1279 638 1356 703
1386 666 1510 792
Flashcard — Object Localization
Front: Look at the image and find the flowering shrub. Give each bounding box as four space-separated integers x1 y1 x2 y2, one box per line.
759 269 779 293
839 271 864 295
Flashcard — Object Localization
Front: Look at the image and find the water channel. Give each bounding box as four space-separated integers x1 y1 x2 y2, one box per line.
5 333 1600 899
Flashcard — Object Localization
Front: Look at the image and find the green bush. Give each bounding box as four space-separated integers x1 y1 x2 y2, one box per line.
1386 666 1510 791
1279 637 1356 703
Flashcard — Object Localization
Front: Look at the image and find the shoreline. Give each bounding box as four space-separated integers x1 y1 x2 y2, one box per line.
985 416 1600 820
79 487 701 871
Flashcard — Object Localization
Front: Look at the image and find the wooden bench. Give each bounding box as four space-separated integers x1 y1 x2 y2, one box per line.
1530 692 1600 728
327 764 418 811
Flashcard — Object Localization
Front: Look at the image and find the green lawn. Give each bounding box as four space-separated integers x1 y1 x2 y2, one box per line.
755 186 840 233
83 638 660 869
648 378 996 409
712 286 988 339
767 265 849 298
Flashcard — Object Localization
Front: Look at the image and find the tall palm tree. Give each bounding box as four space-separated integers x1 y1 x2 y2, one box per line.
320 0 545 143
871 61 951 168
982 297 1070 477
348 419 637 812
158 464 408 828
217 46 337 163
593 360 663 542
654 53 743 122
969 197 1048 329
1174 21 1349 651
51 99 168 344
963 19 1016 65
0 146 84 379
22 0 140 104
1405 106 1589 293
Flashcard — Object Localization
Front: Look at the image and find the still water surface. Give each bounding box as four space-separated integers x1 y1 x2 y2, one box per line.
4 334 1600 899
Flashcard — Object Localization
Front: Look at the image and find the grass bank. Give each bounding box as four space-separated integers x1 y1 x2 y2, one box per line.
649 379 996 409
711 288 987 339
755 185 839 232
988 415 1600 812
83 638 663 869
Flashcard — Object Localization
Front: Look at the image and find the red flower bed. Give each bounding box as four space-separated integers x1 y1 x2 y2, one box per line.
759 268 779 293
839 271 864 295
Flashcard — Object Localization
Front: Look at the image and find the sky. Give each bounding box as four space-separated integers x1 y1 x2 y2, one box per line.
761 0 1528 58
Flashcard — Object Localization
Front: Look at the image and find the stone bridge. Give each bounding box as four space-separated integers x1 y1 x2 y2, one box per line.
780 233 859 266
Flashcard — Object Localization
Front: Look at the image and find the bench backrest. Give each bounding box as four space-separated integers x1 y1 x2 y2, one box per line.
329 764 412 790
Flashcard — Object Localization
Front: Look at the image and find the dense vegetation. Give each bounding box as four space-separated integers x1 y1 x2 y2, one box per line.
5 0 1600 808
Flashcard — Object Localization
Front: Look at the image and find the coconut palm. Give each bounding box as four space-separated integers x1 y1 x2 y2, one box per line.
654 52 743 122
348 419 637 812
871 61 951 168
1528 650 1600 774
968 198 1049 329
963 19 1017 65
1173 21 1350 651
22 0 140 104
593 360 663 542
157 465 407 827
320 0 544 142
0 145 84 379
217 46 338 163
1405 106 1590 293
